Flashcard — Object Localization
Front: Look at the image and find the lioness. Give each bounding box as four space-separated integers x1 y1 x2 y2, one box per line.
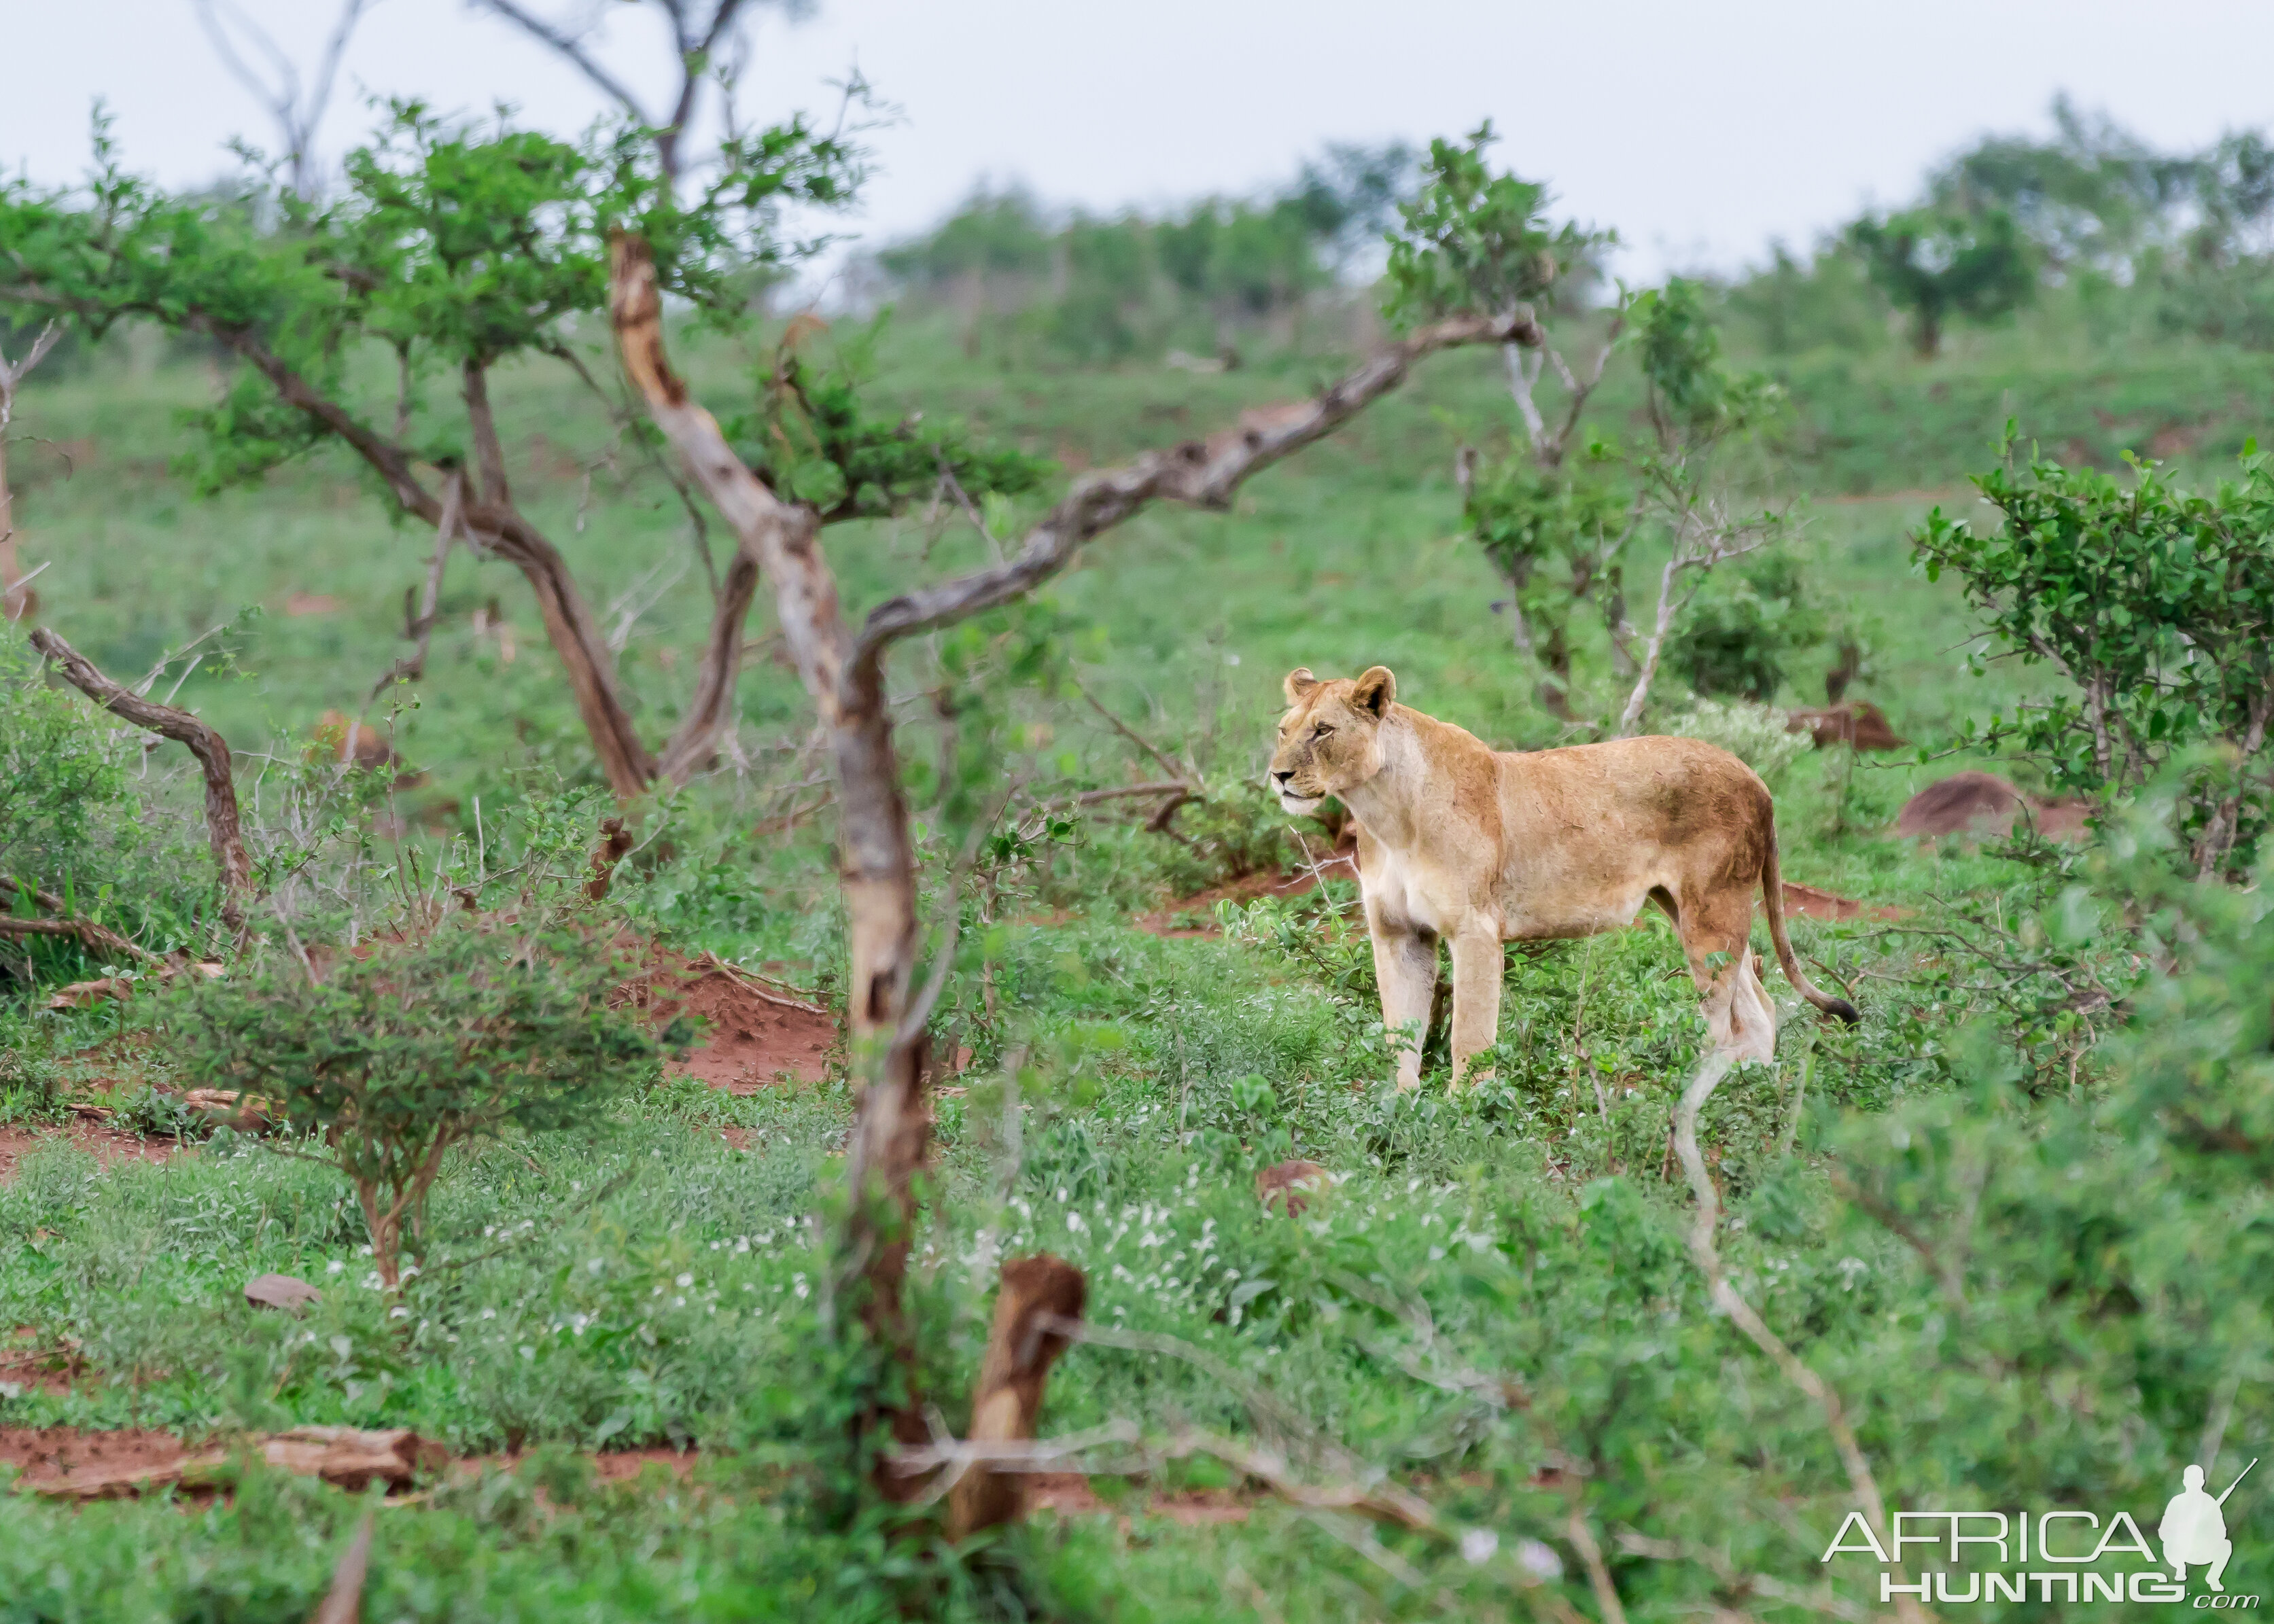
1269 666 1858 1087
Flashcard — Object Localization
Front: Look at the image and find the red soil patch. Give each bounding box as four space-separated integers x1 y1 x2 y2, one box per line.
0 1428 190 1493
0 1422 1240 1521
591 1447 697 1484
0 1424 694 1498
1026 1472 1251 1525
1785 702 1909 752
622 951 837 1092
0 1120 182 1184
1138 846 1359 937
1772 882 1906 923
0 1331 76 1398
1895 771 2091 843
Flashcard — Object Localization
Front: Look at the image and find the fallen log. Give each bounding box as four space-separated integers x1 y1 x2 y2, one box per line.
26 1426 445 1500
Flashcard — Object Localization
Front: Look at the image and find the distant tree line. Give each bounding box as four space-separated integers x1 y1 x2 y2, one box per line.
1730 96 2274 358
869 143 1418 364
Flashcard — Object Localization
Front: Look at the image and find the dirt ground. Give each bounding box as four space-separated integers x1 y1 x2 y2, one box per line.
623 953 837 1091
0 1423 1247 1523
0 1120 181 1184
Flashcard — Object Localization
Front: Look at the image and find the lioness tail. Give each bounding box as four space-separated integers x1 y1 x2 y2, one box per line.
1761 825 1861 1025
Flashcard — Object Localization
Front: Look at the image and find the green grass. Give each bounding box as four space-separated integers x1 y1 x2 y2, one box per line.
1 302 2267 1619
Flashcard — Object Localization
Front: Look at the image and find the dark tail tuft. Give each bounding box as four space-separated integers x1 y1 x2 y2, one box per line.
1825 998 1861 1026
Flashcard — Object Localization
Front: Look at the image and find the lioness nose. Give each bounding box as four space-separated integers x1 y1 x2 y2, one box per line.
1271 770 1295 785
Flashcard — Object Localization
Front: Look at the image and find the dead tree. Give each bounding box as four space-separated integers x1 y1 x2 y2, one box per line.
610 230 1544 1478
191 0 379 200
467 0 777 183
29 626 256 933
0 320 62 623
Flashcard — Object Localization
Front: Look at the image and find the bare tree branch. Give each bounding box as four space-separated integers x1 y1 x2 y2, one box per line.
1615 500 1775 736
850 308 1548 686
1673 1053 1924 1624
1 878 158 965
461 359 512 505
202 320 656 790
471 0 779 179
656 549 761 782
369 468 463 701
30 626 256 933
465 0 654 129
0 320 63 623
191 0 379 198
1073 675 1193 789
309 1508 377 1624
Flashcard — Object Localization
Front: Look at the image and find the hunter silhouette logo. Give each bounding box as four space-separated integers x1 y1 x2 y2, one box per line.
2165 1461 2255 1595
1820 1456 2260 1607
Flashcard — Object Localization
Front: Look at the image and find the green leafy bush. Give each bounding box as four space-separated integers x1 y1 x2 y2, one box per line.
1383 122 1597 328
1915 438 2274 872
178 925 658 1288
1667 551 1823 702
0 629 216 978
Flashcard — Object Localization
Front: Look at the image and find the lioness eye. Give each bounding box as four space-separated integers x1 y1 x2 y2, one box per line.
1312 724 1333 739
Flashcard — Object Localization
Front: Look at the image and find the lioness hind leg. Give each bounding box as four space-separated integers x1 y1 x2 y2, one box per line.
1679 891 1779 1065
1448 923 1504 1091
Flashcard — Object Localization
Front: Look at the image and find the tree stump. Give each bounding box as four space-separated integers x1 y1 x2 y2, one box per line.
947 1254 1087 1539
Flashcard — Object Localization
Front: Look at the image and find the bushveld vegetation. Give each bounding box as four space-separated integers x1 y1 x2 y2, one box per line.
0 6 2270 1618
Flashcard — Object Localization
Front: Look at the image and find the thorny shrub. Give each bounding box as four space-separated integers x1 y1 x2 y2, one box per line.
175 923 658 1290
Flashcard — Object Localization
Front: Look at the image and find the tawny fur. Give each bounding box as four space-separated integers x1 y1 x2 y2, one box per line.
1269 666 1859 1089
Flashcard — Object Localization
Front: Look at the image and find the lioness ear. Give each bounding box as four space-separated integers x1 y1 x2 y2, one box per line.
1351 665 1395 718
1283 667 1320 704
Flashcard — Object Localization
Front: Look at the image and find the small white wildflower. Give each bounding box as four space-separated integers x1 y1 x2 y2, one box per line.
1518 1540 1563 1579
676 1272 693 1288
1461 1529 1499 1565
326 1259 346 1277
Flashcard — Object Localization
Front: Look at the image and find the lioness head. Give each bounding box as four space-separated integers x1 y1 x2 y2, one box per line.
1268 666 1396 813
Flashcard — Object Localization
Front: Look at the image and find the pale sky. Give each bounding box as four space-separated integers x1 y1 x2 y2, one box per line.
10 0 2274 281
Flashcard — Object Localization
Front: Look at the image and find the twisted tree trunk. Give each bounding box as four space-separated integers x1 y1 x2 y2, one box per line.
29 626 255 933
609 228 1545 1496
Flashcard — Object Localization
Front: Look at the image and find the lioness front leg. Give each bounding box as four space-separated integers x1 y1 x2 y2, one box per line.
1448 922 1503 1090
1367 906 1437 1092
